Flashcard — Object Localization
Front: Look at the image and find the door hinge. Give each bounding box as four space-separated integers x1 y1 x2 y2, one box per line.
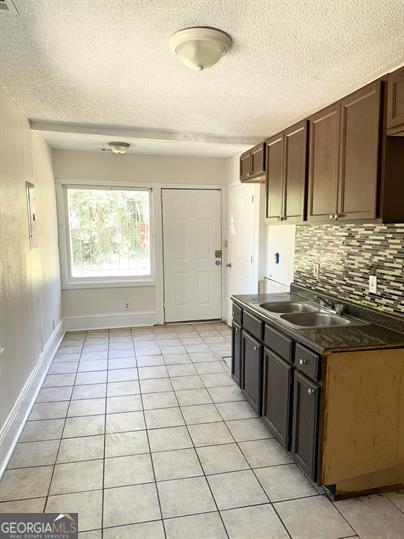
251 195 254 203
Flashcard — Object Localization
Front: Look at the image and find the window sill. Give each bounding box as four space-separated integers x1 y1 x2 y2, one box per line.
62 278 156 290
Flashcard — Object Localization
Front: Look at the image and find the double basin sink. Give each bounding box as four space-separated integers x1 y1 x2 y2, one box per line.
257 301 366 329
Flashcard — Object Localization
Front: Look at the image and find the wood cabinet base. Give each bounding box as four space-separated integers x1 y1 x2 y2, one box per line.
321 348 404 498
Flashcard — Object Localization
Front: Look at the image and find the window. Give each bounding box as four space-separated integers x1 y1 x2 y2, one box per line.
64 186 152 282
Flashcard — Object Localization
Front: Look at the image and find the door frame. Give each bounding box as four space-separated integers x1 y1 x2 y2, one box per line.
161 187 225 324
226 181 263 323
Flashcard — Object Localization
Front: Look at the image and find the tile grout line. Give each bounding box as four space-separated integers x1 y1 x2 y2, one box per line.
131 326 168 539
211 395 292 538
99 328 110 539
170 372 231 538
41 331 86 515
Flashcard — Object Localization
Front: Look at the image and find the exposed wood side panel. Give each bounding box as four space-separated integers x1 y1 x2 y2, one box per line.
321 348 404 493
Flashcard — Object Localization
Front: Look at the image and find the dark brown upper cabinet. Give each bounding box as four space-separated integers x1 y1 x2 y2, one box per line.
307 103 340 221
387 66 404 135
266 121 307 223
265 134 284 221
283 122 308 221
240 143 266 183
262 66 404 224
308 81 385 222
338 81 381 221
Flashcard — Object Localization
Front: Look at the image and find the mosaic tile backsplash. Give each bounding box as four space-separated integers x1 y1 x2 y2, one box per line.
293 224 404 316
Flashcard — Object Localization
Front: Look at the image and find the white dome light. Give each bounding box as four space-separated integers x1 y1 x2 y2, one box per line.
109 141 130 154
169 27 232 71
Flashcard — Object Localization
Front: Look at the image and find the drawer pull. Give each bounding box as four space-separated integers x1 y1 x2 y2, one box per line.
299 359 308 365
307 388 315 395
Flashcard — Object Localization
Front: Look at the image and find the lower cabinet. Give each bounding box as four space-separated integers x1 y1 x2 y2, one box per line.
262 348 292 449
241 330 263 414
231 322 242 387
291 370 320 480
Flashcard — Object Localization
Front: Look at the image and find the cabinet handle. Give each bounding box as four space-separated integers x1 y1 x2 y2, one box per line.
235 328 239 333
299 359 307 365
254 346 259 351
329 214 333 219
307 388 315 395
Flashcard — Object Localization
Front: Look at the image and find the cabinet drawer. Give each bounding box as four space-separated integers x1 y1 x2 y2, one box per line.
243 311 263 341
232 303 243 325
295 343 320 381
264 324 292 363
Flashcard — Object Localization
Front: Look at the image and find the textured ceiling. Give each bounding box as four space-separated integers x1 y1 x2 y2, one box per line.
0 0 403 141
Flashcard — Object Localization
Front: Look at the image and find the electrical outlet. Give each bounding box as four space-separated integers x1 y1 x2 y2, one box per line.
313 262 320 279
369 275 377 294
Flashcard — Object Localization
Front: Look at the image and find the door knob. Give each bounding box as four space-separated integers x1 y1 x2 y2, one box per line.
215 260 221 265
226 263 232 268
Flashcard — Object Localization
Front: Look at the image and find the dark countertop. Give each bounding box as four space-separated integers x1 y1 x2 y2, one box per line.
232 292 404 354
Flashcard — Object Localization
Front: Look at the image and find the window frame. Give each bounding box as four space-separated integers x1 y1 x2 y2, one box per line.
59 184 155 289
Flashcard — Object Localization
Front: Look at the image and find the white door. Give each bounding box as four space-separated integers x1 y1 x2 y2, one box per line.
227 183 258 321
162 189 222 322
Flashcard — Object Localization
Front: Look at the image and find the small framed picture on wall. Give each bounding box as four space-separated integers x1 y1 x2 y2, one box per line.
26 181 38 249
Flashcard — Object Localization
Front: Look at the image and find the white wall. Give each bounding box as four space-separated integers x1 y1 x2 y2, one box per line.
53 149 231 328
53 150 230 184
265 224 296 286
0 86 62 470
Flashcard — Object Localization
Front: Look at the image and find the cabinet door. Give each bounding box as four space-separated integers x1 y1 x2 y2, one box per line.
251 143 266 176
291 370 319 480
241 330 262 414
231 322 242 387
387 67 404 132
283 121 307 221
338 82 381 221
266 134 284 221
308 104 340 221
240 151 251 181
262 348 292 448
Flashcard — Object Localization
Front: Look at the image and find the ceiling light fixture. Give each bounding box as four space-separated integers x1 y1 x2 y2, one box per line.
169 27 232 71
109 141 130 154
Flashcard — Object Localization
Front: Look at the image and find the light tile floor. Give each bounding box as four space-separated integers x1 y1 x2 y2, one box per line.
0 322 403 538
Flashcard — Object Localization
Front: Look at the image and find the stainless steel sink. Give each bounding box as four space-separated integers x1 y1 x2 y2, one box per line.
260 302 318 314
280 312 351 328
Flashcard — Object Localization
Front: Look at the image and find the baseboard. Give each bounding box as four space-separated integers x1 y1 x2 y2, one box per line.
0 319 65 479
63 311 160 331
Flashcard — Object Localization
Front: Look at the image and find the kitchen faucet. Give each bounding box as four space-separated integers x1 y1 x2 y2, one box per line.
315 295 344 315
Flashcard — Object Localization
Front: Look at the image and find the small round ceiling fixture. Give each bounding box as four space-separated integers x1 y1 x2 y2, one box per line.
109 141 130 154
169 27 232 71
